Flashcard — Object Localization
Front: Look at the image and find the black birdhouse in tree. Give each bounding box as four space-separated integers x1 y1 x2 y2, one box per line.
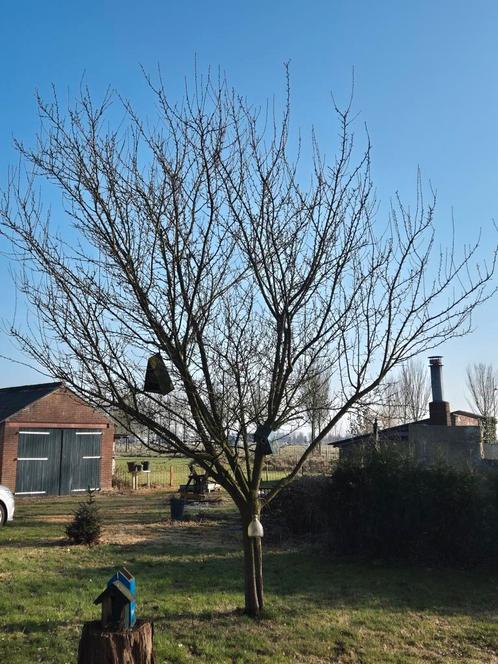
144 353 174 395
94 579 134 631
254 423 274 455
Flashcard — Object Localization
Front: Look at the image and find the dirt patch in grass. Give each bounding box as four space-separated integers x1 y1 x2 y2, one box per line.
100 513 241 550
14 491 241 551
35 514 70 524
25 492 241 550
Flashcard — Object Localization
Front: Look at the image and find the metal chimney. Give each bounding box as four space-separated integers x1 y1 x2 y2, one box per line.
429 356 444 402
428 356 451 426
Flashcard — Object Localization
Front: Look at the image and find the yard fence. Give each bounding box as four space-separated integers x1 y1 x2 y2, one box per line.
113 445 338 490
113 463 190 490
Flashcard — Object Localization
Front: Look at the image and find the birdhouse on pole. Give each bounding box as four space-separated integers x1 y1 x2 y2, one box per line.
94 568 137 631
144 353 174 395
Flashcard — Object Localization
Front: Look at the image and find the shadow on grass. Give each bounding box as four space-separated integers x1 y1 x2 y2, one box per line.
1 619 78 634
7 494 498 632
79 540 498 620
0 538 67 549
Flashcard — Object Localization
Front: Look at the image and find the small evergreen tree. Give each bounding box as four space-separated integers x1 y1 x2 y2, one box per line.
65 489 102 545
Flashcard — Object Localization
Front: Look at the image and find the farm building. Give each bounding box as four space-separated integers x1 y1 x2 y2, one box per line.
0 382 114 496
332 357 495 469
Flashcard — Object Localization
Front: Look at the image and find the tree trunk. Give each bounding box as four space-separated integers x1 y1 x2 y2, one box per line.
242 521 264 616
77 620 155 664
254 534 264 609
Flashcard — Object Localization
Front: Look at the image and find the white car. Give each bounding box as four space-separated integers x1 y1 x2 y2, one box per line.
0 485 15 527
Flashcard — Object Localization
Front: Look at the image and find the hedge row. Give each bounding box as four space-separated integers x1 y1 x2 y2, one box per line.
265 451 498 566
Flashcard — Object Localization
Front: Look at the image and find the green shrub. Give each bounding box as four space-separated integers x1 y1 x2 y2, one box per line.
326 450 488 565
65 489 102 545
264 476 330 542
267 450 498 566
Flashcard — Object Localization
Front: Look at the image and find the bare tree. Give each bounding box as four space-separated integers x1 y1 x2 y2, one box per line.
301 362 331 454
347 404 374 437
396 359 431 422
1 72 495 616
466 362 497 442
347 383 399 436
347 360 430 435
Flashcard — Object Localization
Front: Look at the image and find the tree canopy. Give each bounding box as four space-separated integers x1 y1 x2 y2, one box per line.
1 72 495 614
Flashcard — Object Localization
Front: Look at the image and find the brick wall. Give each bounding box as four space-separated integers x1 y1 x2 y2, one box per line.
408 423 482 469
2 425 20 490
452 413 481 426
0 387 114 492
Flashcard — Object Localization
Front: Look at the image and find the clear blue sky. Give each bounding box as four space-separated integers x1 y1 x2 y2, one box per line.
0 0 497 408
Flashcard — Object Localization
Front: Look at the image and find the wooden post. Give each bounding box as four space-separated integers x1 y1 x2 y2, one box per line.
77 620 155 663
169 465 173 487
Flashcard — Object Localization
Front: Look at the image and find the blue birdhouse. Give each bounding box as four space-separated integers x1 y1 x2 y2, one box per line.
94 568 137 630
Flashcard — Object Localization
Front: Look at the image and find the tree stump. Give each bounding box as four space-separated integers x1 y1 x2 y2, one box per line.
77 620 155 664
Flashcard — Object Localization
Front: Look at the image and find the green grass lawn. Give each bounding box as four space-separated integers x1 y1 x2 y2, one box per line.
2 492 498 663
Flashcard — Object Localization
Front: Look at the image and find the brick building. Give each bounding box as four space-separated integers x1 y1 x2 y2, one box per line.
0 382 114 495
332 357 493 469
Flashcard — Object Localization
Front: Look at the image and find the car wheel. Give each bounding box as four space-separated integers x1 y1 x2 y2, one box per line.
0 503 6 528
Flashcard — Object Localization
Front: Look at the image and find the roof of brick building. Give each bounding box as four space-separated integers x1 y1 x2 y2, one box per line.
0 382 62 422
